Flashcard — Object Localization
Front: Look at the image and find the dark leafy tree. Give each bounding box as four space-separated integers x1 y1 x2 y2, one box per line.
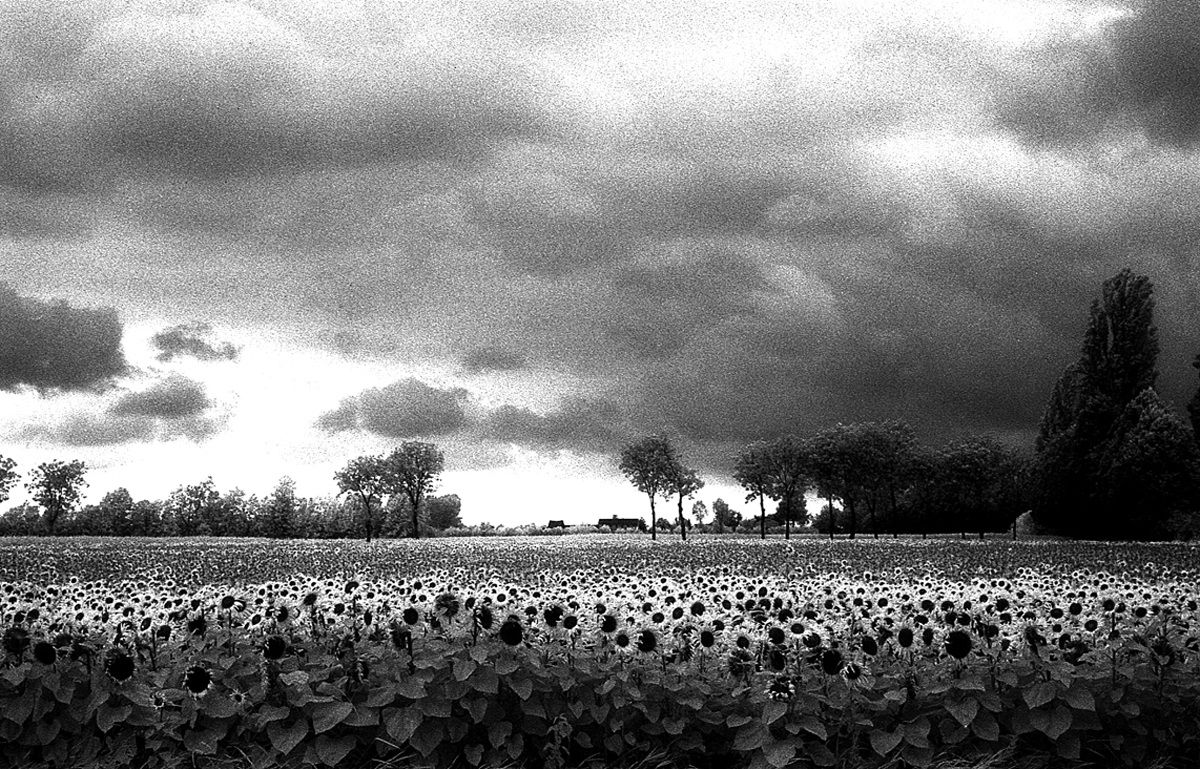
261 478 298 539
1095 389 1200 539
0 456 18 506
100 488 135 536
334 455 390 542
937 438 1028 539
733 442 773 539
385 442 445 539
762 436 811 540
1080 268 1158 407
0 503 41 535
809 426 853 538
620 435 677 540
712 498 740 532
166 479 221 537
425 494 463 530
129 499 165 537
26 459 87 535
1189 354 1200 443
1033 269 1170 537
664 461 703 541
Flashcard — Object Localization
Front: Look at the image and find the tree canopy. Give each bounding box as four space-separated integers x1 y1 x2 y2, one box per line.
26 459 87 535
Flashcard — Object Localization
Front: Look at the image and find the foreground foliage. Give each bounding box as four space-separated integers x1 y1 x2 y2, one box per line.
0 537 1198 768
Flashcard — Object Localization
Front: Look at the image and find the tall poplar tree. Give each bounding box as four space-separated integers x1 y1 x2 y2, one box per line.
1032 268 1184 537
1189 354 1200 442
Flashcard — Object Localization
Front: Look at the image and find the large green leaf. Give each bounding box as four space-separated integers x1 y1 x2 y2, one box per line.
315 734 356 766
763 738 797 768
311 701 353 734
869 727 903 756
945 697 978 727
508 677 533 701
732 723 769 752
384 707 423 744
268 718 309 756
96 702 131 734
762 700 787 725
488 719 513 748
1023 681 1057 709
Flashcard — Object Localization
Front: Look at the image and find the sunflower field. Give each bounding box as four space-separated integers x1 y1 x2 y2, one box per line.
0 536 1198 769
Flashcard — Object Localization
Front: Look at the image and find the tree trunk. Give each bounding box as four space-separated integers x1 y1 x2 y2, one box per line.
889 484 899 538
649 495 657 540
678 494 687 541
848 497 856 539
410 492 421 539
759 492 766 540
827 492 835 539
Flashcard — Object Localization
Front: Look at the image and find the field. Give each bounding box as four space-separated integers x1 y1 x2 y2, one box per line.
1 536 1198 769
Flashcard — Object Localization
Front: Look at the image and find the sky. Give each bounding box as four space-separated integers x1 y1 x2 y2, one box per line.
2 0 1200 525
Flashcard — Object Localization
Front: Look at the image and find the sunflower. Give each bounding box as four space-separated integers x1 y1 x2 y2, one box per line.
184 665 212 697
106 652 136 683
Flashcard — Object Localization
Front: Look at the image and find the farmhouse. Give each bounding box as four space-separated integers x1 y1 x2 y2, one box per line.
597 515 645 531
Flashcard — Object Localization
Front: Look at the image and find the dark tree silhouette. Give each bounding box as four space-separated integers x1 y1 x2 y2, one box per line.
1189 354 1200 442
620 436 677 540
334 455 391 542
26 460 87 535
1032 269 1195 538
733 442 773 539
0 456 18 507
386 442 445 539
665 463 703 541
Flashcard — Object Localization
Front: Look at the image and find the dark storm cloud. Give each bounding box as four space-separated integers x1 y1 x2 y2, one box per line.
151 322 239 362
0 1 563 199
8 0 1200 473
461 347 528 373
1104 0 1200 146
998 0 1200 149
110 375 212 419
317 378 470 437
0 283 126 391
479 397 630 452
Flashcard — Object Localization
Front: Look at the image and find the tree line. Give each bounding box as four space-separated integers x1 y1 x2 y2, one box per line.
619 268 1200 541
0 441 461 539
620 425 1028 540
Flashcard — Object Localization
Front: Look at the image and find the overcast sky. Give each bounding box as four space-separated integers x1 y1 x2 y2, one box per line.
2 0 1199 525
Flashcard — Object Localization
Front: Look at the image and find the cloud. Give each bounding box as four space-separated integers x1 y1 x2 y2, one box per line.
995 1 1200 150
0 283 126 391
1103 0 1200 147
0 1 564 197
111 375 212 418
16 375 223 446
479 396 630 453
150 322 239 362
6 0 1200 479
461 347 528 373
18 410 223 446
317 378 470 437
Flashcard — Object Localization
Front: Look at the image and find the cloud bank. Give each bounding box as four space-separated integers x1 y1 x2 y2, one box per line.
3 0 1199 479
